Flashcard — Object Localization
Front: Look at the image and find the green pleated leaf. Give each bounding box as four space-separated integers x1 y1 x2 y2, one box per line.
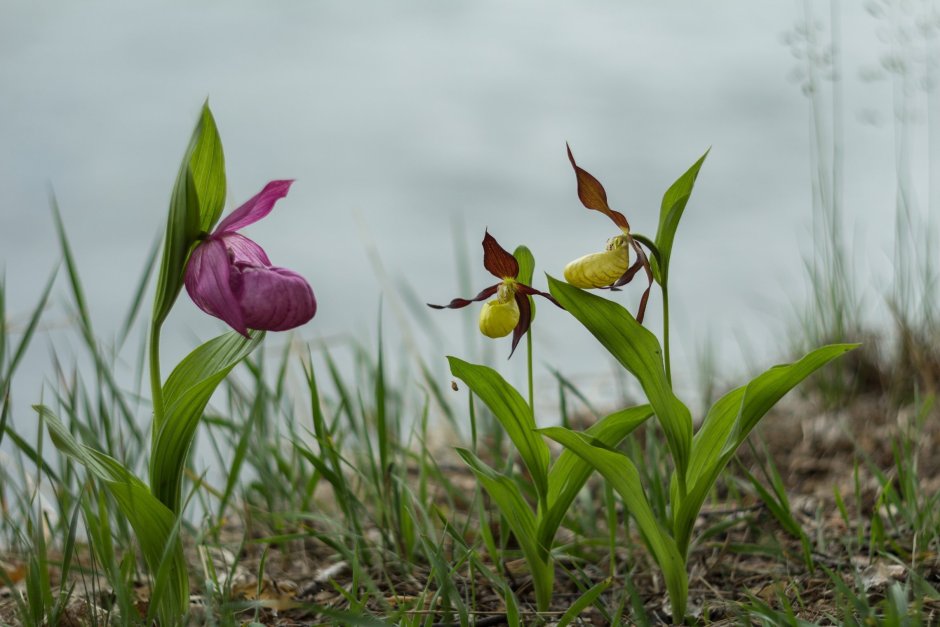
455 448 553 608
153 163 199 327
538 404 653 553
513 245 536 321
547 275 692 482
151 330 264 510
674 343 858 556
38 405 187 624
540 426 688 620
190 103 226 232
651 149 708 283
152 103 226 328
448 356 550 502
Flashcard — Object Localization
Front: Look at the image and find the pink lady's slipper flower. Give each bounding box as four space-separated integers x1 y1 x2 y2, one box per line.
184 180 316 337
429 231 560 357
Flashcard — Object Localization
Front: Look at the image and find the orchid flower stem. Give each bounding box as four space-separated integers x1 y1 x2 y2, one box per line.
632 233 671 384
662 282 672 386
526 328 534 416
526 327 549 514
148 322 164 438
468 391 478 454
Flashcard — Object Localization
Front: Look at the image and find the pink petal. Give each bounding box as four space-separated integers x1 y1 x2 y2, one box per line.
219 232 271 266
184 239 248 336
233 265 316 332
214 180 294 235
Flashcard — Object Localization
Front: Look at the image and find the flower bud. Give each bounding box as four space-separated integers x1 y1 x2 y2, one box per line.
478 297 520 338
563 236 630 289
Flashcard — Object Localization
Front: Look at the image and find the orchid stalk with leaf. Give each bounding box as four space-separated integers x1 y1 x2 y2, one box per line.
37 103 315 625
539 147 857 621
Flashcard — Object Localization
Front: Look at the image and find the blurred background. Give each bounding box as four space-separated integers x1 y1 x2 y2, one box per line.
1 0 937 433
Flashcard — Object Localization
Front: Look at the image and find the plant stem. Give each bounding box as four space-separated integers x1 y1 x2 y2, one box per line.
526 328 534 414
148 322 164 440
662 282 672 386
527 327 549 516
468 391 477 454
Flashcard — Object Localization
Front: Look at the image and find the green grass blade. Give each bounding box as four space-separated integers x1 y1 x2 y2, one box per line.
3 424 61 483
118 234 160 349
547 275 692 485
538 404 653 553
448 357 550 503
556 577 612 627
539 426 688 621
50 194 94 342
0 272 6 381
216 393 262 519
5 266 56 385
51 197 139 432
151 330 264 510
651 149 709 283
0 387 8 449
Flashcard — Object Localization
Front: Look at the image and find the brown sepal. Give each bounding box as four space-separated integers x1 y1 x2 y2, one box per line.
566 143 630 231
428 284 499 310
630 239 654 324
605 238 654 323
482 230 520 279
508 291 532 358
516 283 564 309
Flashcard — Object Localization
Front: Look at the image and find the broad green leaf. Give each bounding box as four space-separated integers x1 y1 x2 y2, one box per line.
513 245 536 320
540 426 688 620
548 276 692 483
152 103 226 327
38 405 187 624
674 343 857 555
690 343 858 483
448 357 550 502
151 330 264 510
538 404 653 553
719 343 858 458
651 149 709 283
190 103 226 232
152 167 199 327
455 448 553 609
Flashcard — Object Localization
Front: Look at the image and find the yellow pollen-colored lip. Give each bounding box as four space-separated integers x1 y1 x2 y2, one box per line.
563 243 630 289
479 297 520 338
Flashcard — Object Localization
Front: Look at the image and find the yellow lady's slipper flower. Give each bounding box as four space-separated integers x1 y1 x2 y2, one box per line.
429 231 560 357
563 234 630 289
565 145 655 323
478 287 520 338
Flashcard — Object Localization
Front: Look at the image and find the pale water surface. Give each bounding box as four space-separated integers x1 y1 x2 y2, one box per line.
0 2 919 453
